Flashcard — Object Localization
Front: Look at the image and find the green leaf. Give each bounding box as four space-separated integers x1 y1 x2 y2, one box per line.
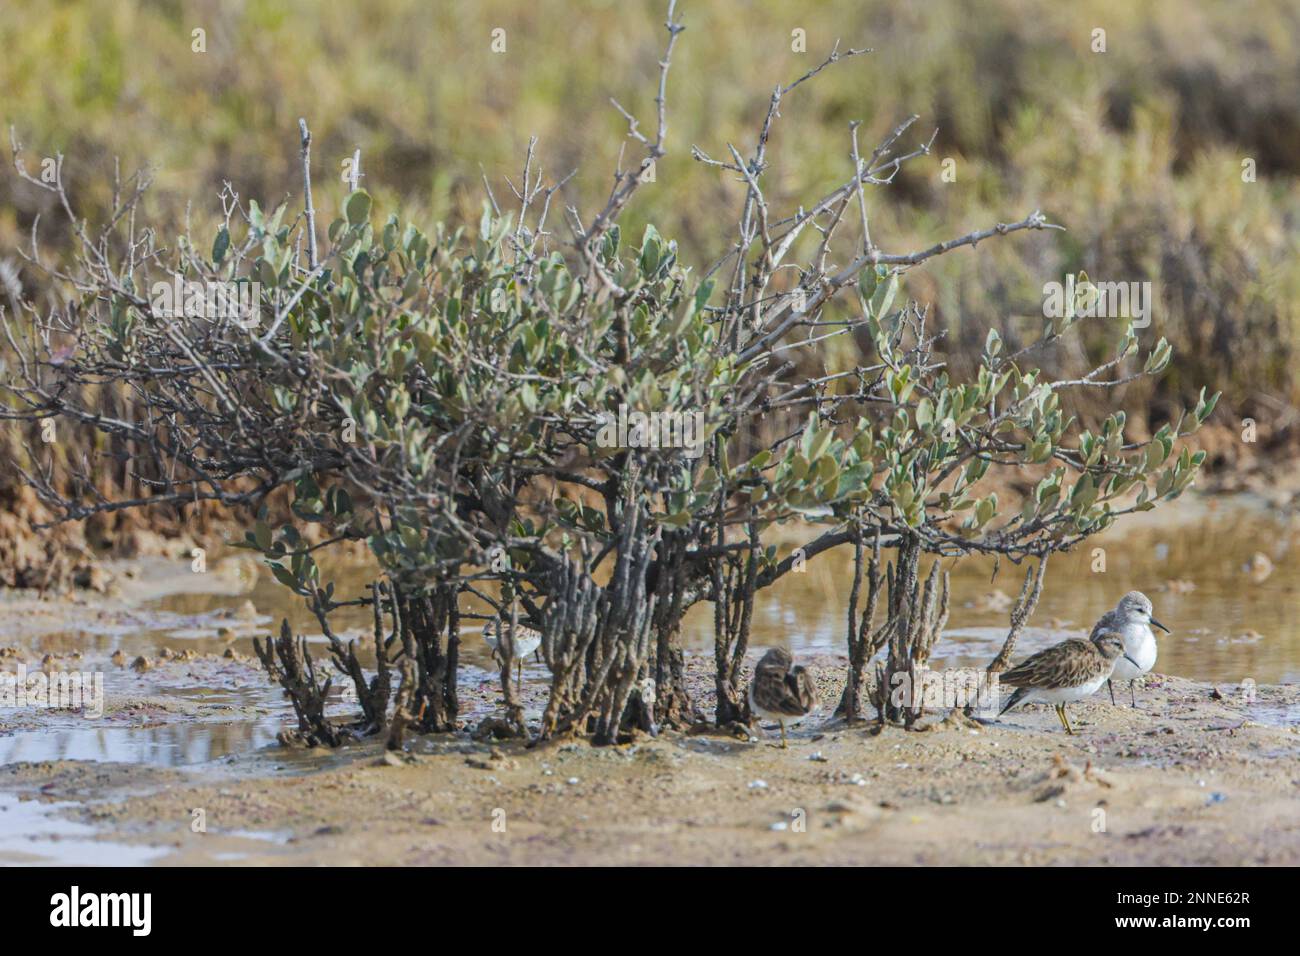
270 563 300 591
640 224 661 276
345 190 372 227
1143 337 1172 375
1072 474 1098 511
915 398 934 429
693 278 715 315
212 226 230 265
808 427 833 462
660 510 690 527
858 264 886 300
868 273 899 321
256 258 278 288
984 328 1002 358
869 271 899 319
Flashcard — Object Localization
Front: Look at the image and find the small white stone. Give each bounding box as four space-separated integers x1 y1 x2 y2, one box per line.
748 779 769 790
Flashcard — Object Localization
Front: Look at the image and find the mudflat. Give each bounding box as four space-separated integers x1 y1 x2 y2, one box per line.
2 656 1295 866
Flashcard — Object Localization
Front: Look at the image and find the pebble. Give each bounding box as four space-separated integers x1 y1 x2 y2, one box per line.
747 779 768 790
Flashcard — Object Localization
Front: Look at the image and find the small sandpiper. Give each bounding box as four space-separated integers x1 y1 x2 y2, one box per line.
1089 590 1169 708
747 648 818 748
997 632 1139 734
481 617 542 696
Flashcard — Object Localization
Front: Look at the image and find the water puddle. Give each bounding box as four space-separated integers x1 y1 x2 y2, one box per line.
0 793 166 866
0 718 285 767
1241 701 1300 728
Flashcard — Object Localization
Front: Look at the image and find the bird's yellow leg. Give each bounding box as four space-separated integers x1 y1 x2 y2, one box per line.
779 720 788 748
1053 705 1067 733
1061 705 1076 736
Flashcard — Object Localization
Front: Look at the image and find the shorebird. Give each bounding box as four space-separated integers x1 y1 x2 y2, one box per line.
997 632 1139 735
481 617 542 696
1089 590 1170 708
747 648 818 748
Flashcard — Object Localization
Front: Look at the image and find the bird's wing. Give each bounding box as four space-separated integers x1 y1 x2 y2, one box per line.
999 639 1095 689
752 669 816 717
1087 608 1121 641
1091 626 1126 645
785 667 818 712
998 685 1031 716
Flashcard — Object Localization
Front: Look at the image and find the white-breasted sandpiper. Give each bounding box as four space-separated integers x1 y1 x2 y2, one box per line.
1089 590 1169 707
482 617 542 696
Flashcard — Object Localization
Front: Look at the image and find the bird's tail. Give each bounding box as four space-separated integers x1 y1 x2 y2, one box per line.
998 686 1029 717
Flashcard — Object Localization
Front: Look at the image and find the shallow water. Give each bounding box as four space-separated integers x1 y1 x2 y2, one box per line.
194 493 1296 685
682 493 1300 685
0 793 165 866
1 493 1295 774
0 718 284 767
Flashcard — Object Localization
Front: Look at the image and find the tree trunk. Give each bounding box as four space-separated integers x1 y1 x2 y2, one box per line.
401 584 461 733
650 532 701 728
836 526 882 720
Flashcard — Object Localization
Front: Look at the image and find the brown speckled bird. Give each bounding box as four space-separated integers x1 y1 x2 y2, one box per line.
997 631 1137 735
748 648 818 748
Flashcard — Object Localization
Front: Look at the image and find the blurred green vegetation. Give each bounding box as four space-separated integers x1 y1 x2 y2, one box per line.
2 0 1298 446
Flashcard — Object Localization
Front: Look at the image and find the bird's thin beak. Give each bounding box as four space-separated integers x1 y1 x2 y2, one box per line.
1124 654 1141 669
1150 617 1171 633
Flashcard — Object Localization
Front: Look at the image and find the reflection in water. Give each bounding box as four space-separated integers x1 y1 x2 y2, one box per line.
0 719 284 768
678 496 1300 685
156 496 1300 685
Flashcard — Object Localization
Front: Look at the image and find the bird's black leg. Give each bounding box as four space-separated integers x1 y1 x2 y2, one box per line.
1130 679 1138 708
1107 679 1116 706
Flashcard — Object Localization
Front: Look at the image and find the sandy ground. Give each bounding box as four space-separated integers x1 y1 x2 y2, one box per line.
1 538 1298 866
2 658 1296 866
